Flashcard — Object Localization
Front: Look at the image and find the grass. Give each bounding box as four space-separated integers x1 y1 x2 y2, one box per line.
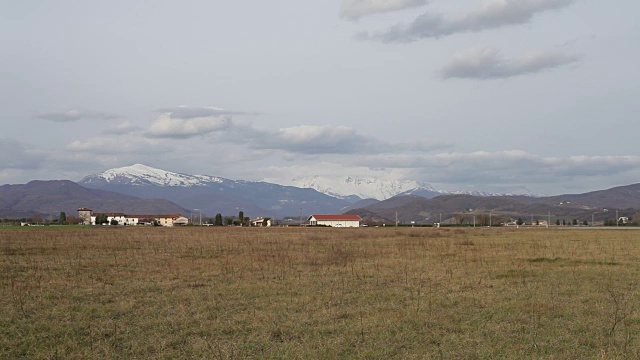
1 227 639 359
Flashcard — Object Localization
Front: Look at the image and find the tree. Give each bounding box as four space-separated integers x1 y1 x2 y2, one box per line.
59 212 67 225
572 219 578 226
555 219 560 226
562 219 566 226
110 219 119 226
238 211 244 226
215 213 223 226
516 218 523 226
95 214 108 225
225 217 233 226
583 220 588 226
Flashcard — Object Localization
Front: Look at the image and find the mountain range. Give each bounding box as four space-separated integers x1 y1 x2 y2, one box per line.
0 180 188 219
1 163 639 223
346 185 640 225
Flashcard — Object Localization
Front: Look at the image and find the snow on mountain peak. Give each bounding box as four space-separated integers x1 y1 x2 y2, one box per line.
287 175 435 200
81 164 223 187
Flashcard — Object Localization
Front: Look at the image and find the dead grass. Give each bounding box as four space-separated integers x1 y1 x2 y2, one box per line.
1 227 639 358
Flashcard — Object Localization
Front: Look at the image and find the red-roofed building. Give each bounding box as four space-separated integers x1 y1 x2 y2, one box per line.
308 214 362 228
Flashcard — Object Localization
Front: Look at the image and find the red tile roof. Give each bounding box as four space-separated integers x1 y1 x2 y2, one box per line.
310 214 362 221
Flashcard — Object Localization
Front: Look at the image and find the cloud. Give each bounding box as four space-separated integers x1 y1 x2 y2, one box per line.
257 150 640 195
246 125 387 154
66 136 172 155
34 109 119 122
440 46 581 79
0 138 45 170
229 123 451 155
147 113 231 139
341 0 427 20
365 0 574 42
355 151 640 188
104 121 141 135
156 106 253 119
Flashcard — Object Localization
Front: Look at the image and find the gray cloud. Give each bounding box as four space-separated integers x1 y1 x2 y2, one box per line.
0 138 45 170
257 150 640 195
440 46 581 79
242 124 390 154
365 0 574 42
356 151 640 188
227 123 452 155
341 0 427 20
34 109 120 122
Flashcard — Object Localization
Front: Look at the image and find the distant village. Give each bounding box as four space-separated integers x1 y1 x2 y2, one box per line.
68 208 364 228
9 207 633 228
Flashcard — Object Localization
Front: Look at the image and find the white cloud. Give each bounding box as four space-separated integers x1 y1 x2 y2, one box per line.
440 46 581 79
366 0 575 42
257 125 377 153
104 121 141 135
34 109 119 122
341 0 427 19
66 136 172 155
147 113 231 139
156 106 252 119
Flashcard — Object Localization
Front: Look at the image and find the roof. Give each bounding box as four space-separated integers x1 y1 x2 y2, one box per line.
309 214 362 221
93 212 126 217
125 214 183 219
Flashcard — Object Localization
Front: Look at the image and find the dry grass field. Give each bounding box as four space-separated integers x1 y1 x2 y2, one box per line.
1 226 640 359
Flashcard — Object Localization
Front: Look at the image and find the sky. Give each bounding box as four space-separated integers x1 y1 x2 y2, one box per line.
1 0 639 195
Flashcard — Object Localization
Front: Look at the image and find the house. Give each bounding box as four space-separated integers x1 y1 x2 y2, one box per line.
308 214 362 228
91 212 126 225
80 208 188 227
250 217 272 227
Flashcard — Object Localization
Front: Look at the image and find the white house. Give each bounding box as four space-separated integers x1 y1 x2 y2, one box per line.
308 214 362 228
250 217 272 227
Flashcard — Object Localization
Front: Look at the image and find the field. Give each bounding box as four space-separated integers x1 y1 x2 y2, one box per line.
1 227 640 359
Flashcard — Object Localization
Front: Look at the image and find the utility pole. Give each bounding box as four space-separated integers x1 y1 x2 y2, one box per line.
592 213 595 227
616 210 619 227
489 212 492 227
473 215 476 228
548 212 550 228
395 211 398 227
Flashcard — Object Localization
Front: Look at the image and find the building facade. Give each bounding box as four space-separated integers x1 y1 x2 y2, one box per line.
308 214 362 227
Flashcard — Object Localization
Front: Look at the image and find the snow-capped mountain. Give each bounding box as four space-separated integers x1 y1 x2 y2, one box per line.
78 164 354 218
285 176 536 200
285 176 441 201
79 164 225 187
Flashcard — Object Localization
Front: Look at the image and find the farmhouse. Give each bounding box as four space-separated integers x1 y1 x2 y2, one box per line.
81 208 189 227
308 214 362 228
250 217 272 227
